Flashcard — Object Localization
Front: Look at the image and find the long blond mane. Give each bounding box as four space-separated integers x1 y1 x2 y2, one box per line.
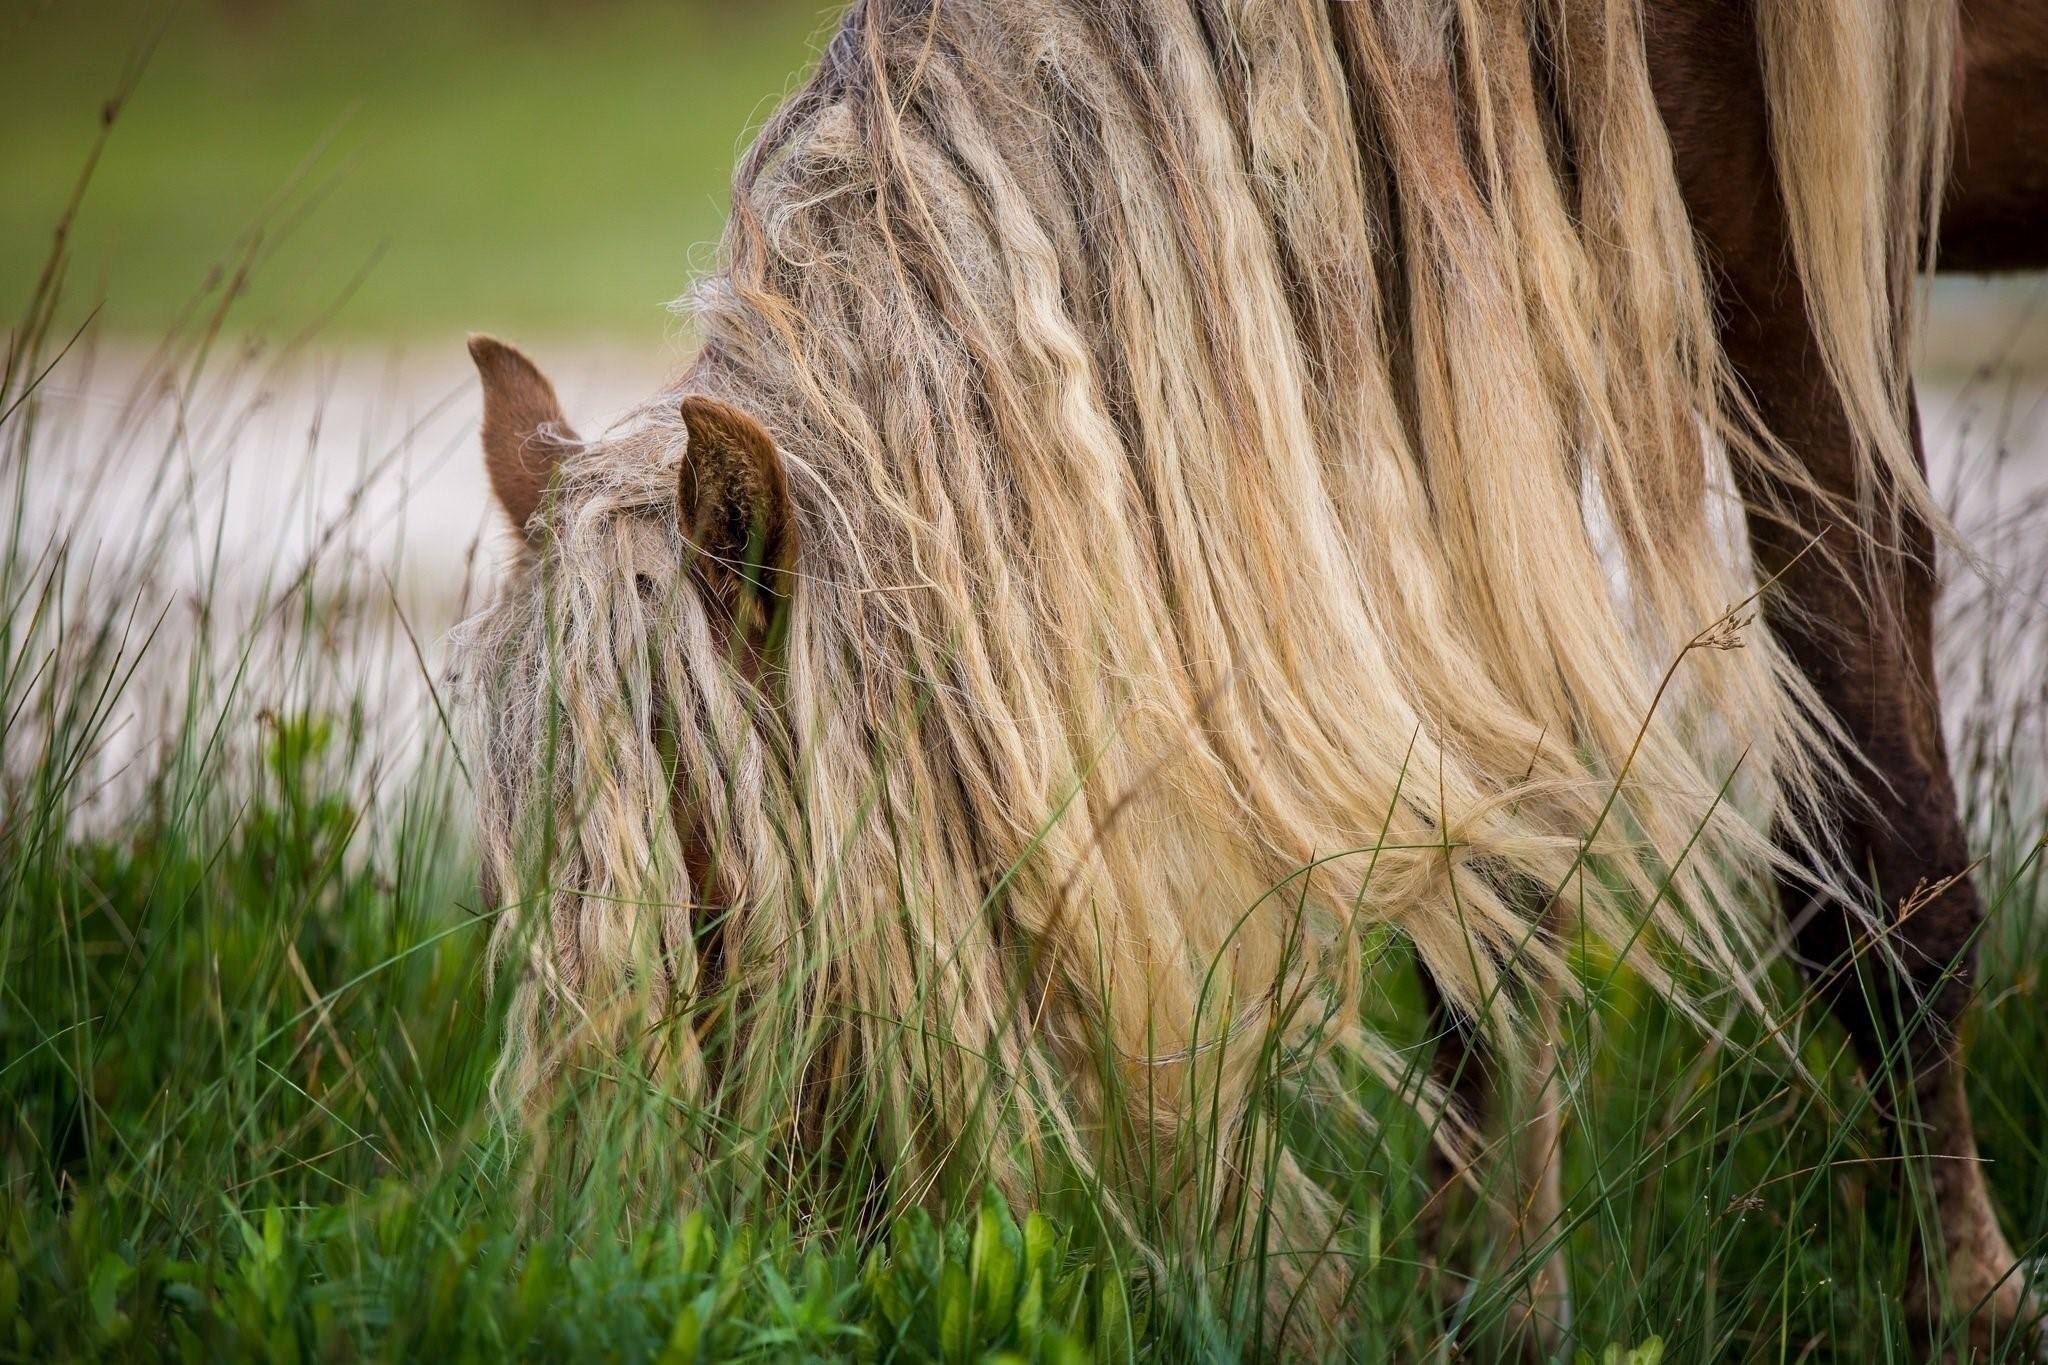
454 0 1951 1318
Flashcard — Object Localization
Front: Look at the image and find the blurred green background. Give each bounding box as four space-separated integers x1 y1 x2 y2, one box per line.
4 0 2041 368
1 0 830 345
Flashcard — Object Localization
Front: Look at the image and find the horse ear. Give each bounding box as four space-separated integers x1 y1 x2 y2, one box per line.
678 395 794 601
469 333 576 533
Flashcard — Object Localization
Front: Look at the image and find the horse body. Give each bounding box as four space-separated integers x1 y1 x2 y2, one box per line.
456 0 2048 1350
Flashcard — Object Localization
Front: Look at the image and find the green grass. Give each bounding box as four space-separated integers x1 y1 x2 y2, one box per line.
8 515 2041 1363
0 0 828 343
4 22 2048 1360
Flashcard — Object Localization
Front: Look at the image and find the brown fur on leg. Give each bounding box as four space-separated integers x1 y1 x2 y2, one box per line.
1419 971 1573 1360
1499 996 1571 1356
1645 1 2040 1350
1418 968 1493 1313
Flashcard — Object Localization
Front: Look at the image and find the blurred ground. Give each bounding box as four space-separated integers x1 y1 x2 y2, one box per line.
19 316 2041 827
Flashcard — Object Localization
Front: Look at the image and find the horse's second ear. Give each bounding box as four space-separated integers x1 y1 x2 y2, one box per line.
678 395 794 599
469 333 576 533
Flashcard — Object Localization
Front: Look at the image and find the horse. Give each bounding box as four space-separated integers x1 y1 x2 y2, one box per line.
451 0 2048 1352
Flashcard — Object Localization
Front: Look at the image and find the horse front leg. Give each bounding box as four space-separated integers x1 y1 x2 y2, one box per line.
1418 971 1572 1359
1733 390 2035 1351
1645 1 2041 1348
1718 231 2039 1359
